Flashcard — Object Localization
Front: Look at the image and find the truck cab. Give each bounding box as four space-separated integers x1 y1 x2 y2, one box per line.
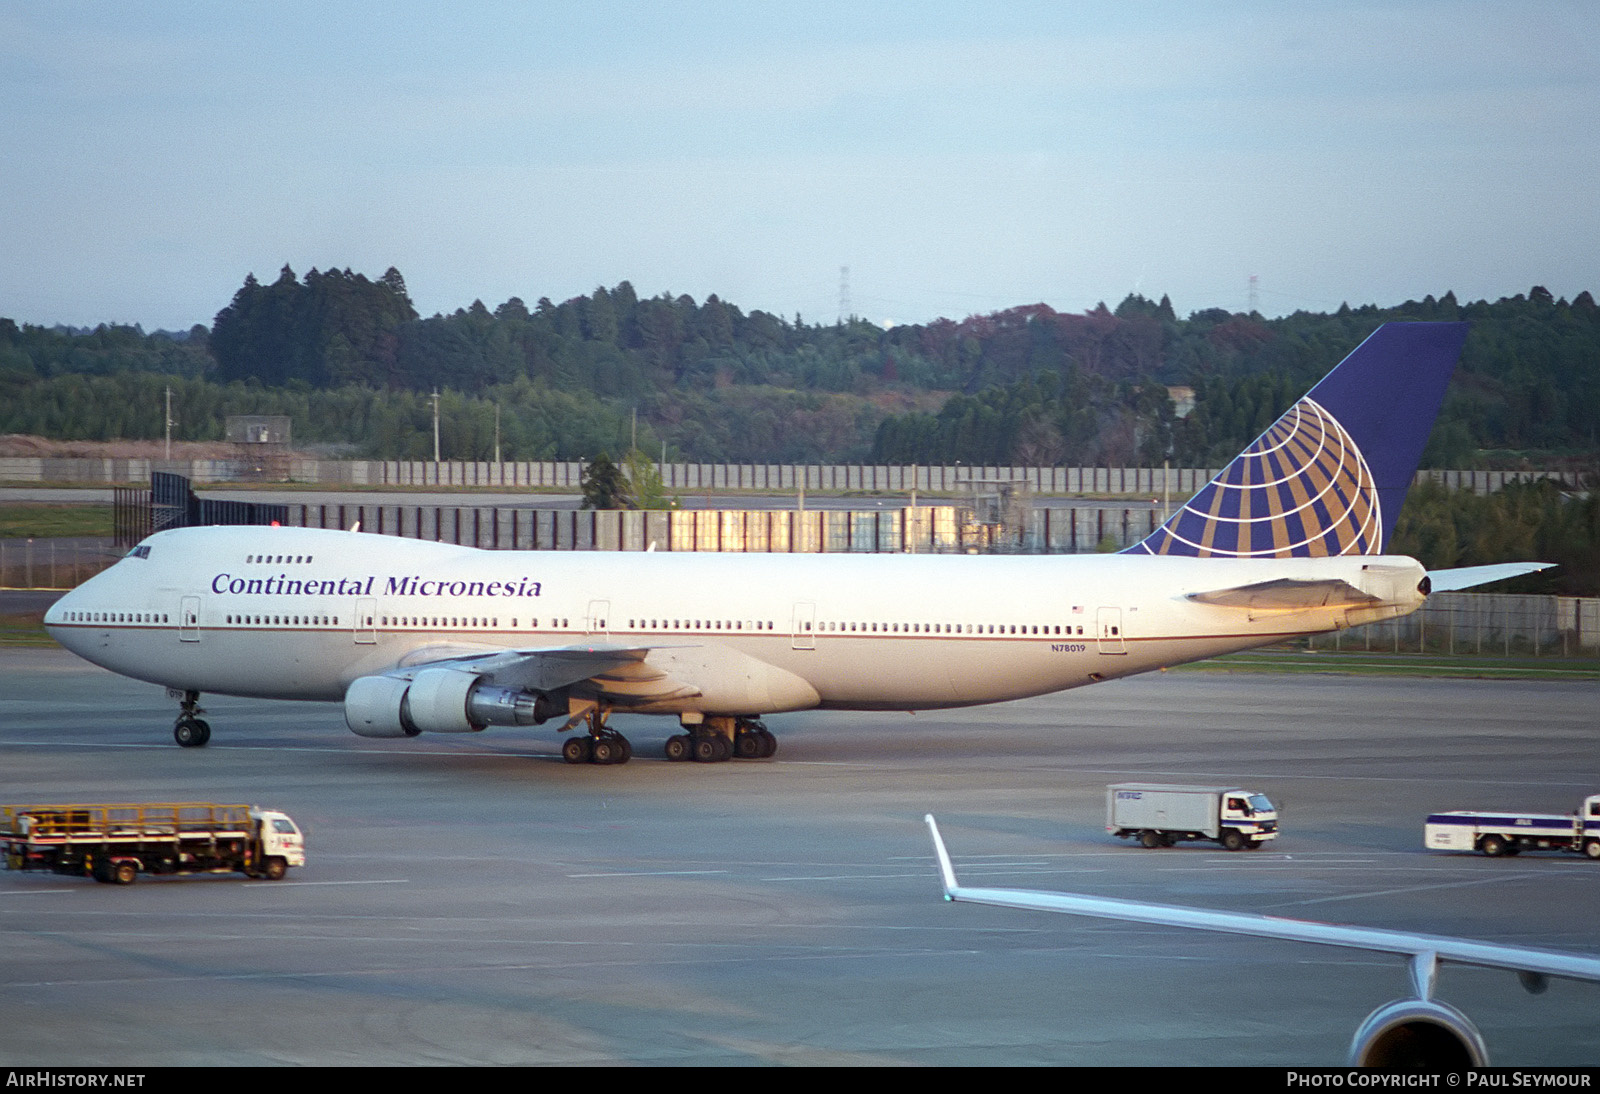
252 809 306 873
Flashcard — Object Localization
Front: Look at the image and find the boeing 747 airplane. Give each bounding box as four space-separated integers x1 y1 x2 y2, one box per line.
44 322 1545 763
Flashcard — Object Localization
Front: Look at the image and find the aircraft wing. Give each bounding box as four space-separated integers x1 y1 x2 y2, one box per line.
924 815 1600 988
1426 562 1554 592
387 643 698 700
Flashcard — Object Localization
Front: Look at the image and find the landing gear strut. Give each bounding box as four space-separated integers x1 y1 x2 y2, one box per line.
664 716 777 763
173 690 211 748
559 703 631 766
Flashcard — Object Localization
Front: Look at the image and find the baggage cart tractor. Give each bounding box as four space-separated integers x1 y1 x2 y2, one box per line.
1425 794 1600 859
2 802 304 884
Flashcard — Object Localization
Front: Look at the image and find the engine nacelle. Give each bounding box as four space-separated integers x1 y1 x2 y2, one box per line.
405 668 481 732
1349 998 1488 1068
344 675 422 738
344 670 561 738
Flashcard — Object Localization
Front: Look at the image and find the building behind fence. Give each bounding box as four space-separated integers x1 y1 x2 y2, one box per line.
274 499 1155 554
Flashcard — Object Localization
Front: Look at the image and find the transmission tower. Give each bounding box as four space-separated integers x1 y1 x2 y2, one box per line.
1248 274 1259 315
838 265 851 324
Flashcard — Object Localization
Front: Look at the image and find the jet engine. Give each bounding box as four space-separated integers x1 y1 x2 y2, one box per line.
1348 998 1488 1068
344 668 561 738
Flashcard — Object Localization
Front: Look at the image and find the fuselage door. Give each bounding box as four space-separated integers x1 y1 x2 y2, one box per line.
792 601 816 650
179 595 201 642
1097 607 1126 655
354 597 377 644
587 599 611 638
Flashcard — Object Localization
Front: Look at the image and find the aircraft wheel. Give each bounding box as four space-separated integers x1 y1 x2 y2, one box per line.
664 734 692 762
735 732 763 759
562 736 593 765
693 736 731 763
593 735 631 764
1480 834 1508 857
1585 839 1600 860
1221 829 1247 852
174 718 209 748
1139 830 1163 850
758 729 777 758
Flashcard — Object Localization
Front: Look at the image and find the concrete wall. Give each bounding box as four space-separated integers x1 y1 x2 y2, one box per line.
2 456 1578 496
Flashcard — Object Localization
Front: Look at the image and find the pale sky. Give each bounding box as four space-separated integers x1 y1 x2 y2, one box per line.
3 1 1597 331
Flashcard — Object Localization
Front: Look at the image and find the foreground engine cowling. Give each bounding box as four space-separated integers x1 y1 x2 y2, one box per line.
1349 998 1489 1068
344 669 561 738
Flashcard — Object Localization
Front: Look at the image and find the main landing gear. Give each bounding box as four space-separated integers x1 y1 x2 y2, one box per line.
664 716 776 764
560 703 633 766
173 690 211 748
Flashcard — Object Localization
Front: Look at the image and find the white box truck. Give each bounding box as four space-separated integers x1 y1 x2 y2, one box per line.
1107 783 1279 851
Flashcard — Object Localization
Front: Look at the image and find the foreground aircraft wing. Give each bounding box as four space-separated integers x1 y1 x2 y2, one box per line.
1426 562 1554 592
924 815 1600 982
924 815 1600 1066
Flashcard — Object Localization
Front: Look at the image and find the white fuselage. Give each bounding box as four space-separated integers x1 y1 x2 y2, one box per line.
45 525 1427 716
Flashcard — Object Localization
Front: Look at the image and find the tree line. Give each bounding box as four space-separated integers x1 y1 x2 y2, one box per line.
3 270 1598 471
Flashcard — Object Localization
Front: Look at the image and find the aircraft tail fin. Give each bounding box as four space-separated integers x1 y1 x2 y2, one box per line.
1129 322 1469 558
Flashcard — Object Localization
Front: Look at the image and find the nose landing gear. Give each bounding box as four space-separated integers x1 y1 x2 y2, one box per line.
173 690 211 748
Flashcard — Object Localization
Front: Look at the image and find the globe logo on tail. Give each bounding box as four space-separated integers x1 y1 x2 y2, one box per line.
1135 396 1380 558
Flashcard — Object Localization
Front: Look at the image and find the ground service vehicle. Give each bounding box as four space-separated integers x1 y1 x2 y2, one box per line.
1425 795 1600 859
1 802 305 884
1107 783 1279 851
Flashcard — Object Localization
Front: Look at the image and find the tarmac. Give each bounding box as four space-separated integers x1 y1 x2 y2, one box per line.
1 647 1597 1066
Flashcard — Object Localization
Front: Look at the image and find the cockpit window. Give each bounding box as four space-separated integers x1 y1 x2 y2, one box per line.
124 545 151 559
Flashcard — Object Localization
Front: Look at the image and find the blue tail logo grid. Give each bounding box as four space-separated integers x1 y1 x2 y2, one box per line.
1132 396 1380 558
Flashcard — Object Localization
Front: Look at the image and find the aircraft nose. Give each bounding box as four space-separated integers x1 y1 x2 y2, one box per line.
43 586 85 650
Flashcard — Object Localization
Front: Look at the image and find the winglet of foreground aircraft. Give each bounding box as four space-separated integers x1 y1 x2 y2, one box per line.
924 816 1600 1067
45 322 1550 760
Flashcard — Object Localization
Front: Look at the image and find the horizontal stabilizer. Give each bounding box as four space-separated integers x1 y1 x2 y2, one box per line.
1427 562 1554 592
1187 577 1379 612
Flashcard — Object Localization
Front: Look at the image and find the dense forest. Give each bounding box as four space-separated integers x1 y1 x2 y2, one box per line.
2 267 1597 471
